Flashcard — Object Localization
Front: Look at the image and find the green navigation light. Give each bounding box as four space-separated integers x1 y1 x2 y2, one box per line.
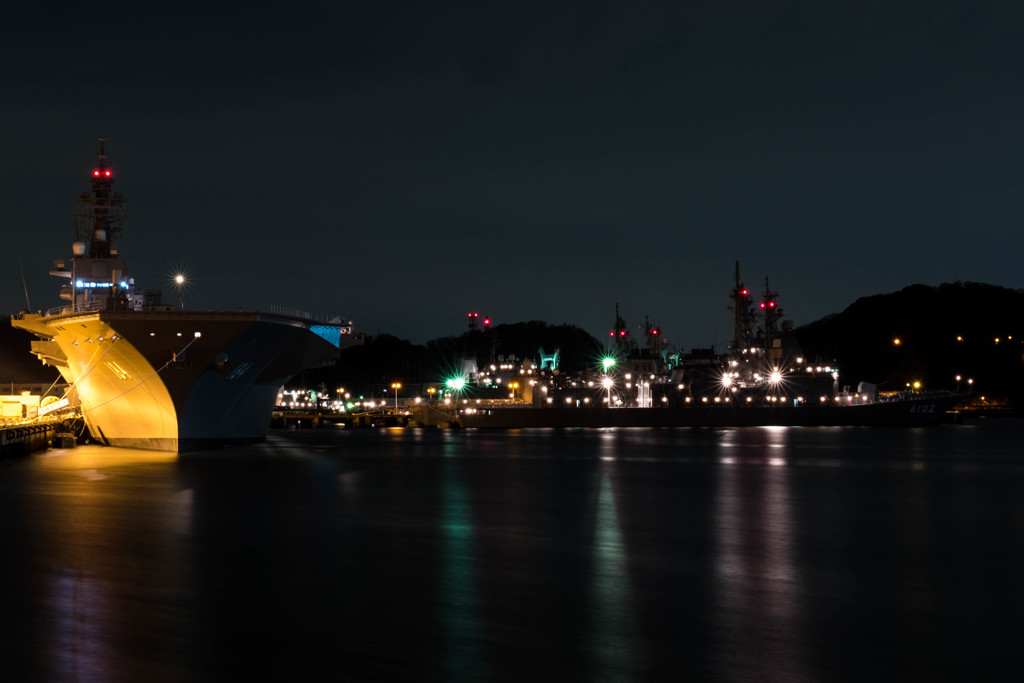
602 357 616 371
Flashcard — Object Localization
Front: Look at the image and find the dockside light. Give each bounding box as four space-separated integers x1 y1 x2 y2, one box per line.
445 376 466 392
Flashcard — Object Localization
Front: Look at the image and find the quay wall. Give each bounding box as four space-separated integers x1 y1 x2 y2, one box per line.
1 424 56 458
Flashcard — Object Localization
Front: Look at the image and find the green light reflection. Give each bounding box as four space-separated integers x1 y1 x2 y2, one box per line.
438 456 483 678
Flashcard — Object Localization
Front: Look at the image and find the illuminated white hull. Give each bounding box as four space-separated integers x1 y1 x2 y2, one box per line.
13 310 337 452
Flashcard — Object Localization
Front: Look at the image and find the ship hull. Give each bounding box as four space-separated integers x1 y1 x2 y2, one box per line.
458 395 961 429
13 310 337 452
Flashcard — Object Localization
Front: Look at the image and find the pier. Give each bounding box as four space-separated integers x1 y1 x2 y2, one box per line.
270 404 463 430
0 424 57 458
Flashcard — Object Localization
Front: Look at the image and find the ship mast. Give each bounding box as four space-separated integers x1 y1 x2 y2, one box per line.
760 276 783 365
60 139 133 312
74 137 128 257
641 315 661 356
728 261 755 353
608 303 633 356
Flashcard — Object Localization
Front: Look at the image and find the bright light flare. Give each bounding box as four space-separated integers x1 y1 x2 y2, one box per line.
445 376 467 392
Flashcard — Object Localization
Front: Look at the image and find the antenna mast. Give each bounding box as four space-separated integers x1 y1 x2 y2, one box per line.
74 137 128 256
728 261 755 352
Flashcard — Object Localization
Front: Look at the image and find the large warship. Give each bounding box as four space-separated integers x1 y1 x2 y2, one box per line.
451 263 961 428
11 140 342 452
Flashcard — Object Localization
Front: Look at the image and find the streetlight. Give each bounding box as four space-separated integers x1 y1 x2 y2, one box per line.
391 382 401 414
602 376 613 406
174 273 185 309
510 381 519 403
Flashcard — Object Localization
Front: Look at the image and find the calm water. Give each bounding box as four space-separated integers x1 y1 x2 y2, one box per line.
1 420 1023 682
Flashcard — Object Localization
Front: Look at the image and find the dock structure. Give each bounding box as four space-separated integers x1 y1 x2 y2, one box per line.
0 424 58 458
269 403 464 430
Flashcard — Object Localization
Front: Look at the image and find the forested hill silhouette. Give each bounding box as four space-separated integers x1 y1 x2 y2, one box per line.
426 320 603 374
0 322 60 387
296 321 603 398
795 282 1024 405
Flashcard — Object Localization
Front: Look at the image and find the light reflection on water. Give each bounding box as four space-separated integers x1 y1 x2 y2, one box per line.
46 562 111 682
2 421 1023 681
11 444 190 681
438 455 483 679
588 453 644 680
714 427 806 682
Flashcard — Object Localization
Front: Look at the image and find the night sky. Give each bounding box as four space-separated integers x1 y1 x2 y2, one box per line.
3 1 1023 350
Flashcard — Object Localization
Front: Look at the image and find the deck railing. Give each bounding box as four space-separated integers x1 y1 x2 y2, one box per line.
16 301 347 325
41 301 104 318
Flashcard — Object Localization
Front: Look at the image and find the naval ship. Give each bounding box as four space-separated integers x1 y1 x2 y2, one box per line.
11 140 342 452
452 264 961 429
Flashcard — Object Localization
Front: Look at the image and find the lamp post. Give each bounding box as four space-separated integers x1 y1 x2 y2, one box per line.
174 274 185 310
391 382 401 414
602 376 613 406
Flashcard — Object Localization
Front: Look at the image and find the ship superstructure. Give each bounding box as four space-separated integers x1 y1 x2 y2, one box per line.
12 140 341 452
451 262 959 427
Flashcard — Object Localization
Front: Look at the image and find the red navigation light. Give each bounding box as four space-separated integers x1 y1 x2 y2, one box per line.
93 170 100 177
769 301 776 308
653 329 659 335
760 302 766 309
741 289 748 296
610 331 615 337
104 170 111 177
619 330 626 336
483 318 490 326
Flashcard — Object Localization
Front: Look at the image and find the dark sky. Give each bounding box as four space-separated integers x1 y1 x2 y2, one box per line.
3 1 1023 349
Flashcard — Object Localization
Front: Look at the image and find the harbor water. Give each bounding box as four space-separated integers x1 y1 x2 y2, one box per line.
1 420 1022 682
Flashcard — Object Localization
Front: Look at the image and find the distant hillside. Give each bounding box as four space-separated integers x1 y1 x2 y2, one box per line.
291 321 603 397
0 317 61 386
426 320 603 374
795 282 1024 403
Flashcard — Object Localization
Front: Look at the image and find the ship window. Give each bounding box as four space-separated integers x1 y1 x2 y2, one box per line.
226 362 252 380
104 361 132 381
